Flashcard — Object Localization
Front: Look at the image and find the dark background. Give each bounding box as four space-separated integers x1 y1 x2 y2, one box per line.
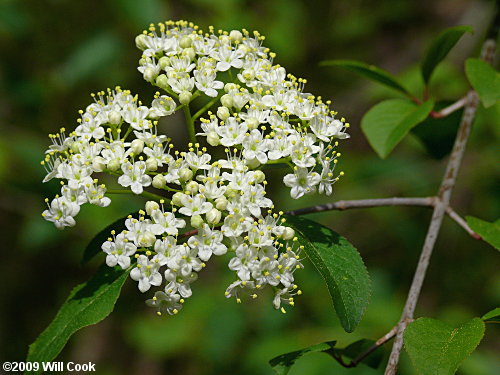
0 0 498 374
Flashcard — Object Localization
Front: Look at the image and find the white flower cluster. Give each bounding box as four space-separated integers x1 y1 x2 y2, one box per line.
41 20 349 315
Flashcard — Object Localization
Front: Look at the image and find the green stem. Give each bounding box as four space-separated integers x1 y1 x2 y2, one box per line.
183 105 197 144
106 189 169 202
193 95 222 120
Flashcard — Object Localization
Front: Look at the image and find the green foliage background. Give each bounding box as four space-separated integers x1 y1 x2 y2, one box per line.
0 0 498 374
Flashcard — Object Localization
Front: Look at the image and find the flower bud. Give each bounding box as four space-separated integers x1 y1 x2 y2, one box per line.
158 56 170 70
217 106 230 120
138 232 156 247
179 36 193 48
206 208 222 225
219 35 230 44
246 117 259 130
182 47 196 61
229 30 243 42
107 158 121 172
146 158 158 171
156 74 169 90
207 131 220 147
185 181 199 194
145 201 160 215
178 167 193 182
172 192 186 206
246 157 260 169
130 139 144 155
282 227 295 240
220 94 233 108
152 174 166 189
92 156 106 172
225 188 238 199
179 91 193 105
108 110 122 125
143 67 157 82
191 214 204 228
224 83 237 92
135 34 148 50
253 170 265 184
215 196 228 211
71 141 81 153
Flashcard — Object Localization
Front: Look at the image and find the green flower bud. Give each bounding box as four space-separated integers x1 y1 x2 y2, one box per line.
215 196 228 210
146 158 158 171
182 47 196 61
246 117 259 130
217 106 230 120
130 139 144 155
92 156 106 172
108 110 122 125
179 36 193 48
159 56 170 70
207 131 220 146
143 67 157 82
191 214 204 228
224 83 237 92
172 192 185 206
220 94 233 108
206 208 222 225
185 181 199 194
178 167 193 182
229 30 243 42
179 91 193 105
156 74 169 90
253 170 265 184
152 174 166 189
107 158 121 172
282 227 295 240
135 34 148 50
145 201 160 215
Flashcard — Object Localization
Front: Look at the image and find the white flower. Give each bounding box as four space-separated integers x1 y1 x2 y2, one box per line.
42 197 80 229
102 233 136 269
194 69 224 97
146 291 183 315
283 168 321 199
164 269 198 298
211 45 244 71
130 255 162 292
178 194 213 216
216 117 248 146
150 209 186 236
187 225 227 261
118 161 152 194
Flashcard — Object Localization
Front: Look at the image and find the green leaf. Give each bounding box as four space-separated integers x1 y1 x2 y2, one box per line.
269 341 337 375
466 216 500 251
333 339 385 369
481 308 500 323
465 58 500 108
361 99 434 158
412 100 462 159
26 265 129 373
421 26 473 84
284 215 371 332
320 59 412 97
404 317 485 375
82 212 137 264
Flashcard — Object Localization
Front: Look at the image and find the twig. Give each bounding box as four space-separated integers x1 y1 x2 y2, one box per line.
430 97 467 118
384 21 497 372
286 197 480 239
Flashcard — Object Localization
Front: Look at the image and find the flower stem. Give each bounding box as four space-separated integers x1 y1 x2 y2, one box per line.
183 105 197 144
106 189 169 202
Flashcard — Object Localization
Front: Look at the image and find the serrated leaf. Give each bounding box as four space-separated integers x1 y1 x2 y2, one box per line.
82 212 137 264
269 341 337 375
481 307 500 323
320 59 412 96
421 26 473 84
466 216 500 251
284 215 371 332
404 317 485 375
465 58 500 108
412 100 462 159
26 265 129 374
361 99 434 159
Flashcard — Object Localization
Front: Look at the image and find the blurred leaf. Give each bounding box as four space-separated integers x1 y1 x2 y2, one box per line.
466 216 500 251
481 308 500 323
56 31 122 87
361 99 434 159
465 58 500 108
111 0 165 28
412 100 462 159
334 339 385 369
285 215 371 332
82 211 137 264
269 341 337 375
320 59 412 97
26 265 129 373
404 317 485 375
421 25 473 84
